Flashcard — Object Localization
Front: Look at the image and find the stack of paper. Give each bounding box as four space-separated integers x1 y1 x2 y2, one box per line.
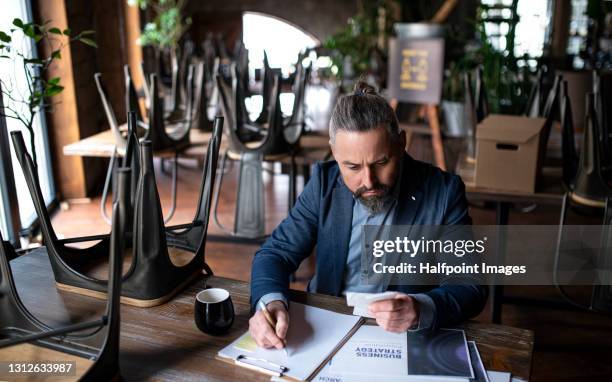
309 325 526 382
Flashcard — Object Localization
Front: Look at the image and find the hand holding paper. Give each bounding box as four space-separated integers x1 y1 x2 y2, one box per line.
368 293 419 333
346 291 398 318
346 291 420 332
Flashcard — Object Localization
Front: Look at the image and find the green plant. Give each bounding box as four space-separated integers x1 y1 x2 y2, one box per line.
129 0 191 50
324 0 398 79
0 18 95 169
443 3 532 114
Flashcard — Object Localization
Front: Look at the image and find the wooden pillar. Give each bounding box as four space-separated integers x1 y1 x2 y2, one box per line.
550 0 571 68
123 2 146 116
35 0 88 199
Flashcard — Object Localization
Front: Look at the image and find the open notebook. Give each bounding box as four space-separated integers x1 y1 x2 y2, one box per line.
217 302 363 381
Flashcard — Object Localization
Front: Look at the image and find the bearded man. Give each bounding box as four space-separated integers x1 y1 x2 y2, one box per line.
248 82 487 349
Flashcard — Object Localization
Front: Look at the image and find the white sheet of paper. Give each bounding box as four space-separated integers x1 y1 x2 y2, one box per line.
330 325 407 376
468 341 489 382
218 303 361 381
313 359 469 382
486 371 512 382
346 291 399 318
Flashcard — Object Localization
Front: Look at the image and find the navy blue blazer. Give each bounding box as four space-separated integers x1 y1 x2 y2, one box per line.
250 154 488 329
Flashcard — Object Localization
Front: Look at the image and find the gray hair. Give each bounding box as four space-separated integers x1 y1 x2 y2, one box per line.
329 81 400 144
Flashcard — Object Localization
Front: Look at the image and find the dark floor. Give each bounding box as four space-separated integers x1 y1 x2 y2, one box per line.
48 133 612 382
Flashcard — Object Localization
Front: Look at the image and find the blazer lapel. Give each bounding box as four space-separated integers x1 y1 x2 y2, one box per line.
328 181 354 296
393 154 424 226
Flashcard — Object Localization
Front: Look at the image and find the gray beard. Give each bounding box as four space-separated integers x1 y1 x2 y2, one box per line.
354 184 393 214
357 194 392 214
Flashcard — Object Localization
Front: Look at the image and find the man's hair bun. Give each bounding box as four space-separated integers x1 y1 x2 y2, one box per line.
353 80 377 96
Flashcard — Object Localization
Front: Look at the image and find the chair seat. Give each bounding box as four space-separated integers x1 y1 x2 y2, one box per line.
227 147 289 162
166 123 190 141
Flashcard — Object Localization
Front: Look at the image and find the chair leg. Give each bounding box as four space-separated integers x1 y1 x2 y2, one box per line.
213 149 230 232
426 104 446 171
163 152 179 224
234 152 265 239
288 153 297 210
100 150 118 225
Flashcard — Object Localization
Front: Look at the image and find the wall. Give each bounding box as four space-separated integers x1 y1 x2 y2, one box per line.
185 0 358 44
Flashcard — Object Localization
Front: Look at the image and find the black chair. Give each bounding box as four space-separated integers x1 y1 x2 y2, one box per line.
213 65 303 239
0 167 127 380
255 50 275 124
9 117 223 307
593 70 612 178
474 66 489 123
554 188 612 312
567 93 612 209
148 72 192 150
524 66 547 117
560 80 579 190
139 61 152 110
125 64 146 125
95 73 149 223
463 71 477 162
283 61 310 145
192 60 215 132
94 72 148 152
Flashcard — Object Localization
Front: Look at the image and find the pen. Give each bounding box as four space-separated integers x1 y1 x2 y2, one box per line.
258 300 289 356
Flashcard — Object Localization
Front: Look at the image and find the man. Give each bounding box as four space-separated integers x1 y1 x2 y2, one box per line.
249 82 488 349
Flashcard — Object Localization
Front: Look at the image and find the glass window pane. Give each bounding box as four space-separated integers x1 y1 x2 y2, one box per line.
0 0 56 229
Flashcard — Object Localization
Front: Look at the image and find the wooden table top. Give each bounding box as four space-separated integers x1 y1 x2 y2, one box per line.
62 128 214 159
6 250 533 381
62 128 332 165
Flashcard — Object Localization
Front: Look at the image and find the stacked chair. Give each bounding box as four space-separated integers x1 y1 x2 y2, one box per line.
566 93 612 209
96 61 199 223
0 165 127 380
462 66 490 163
213 59 310 239
9 115 223 307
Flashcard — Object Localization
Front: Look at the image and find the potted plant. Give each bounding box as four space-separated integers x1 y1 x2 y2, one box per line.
0 18 95 171
129 0 191 113
324 0 398 90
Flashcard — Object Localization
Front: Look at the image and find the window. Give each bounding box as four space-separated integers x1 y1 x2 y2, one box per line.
480 0 553 67
242 12 318 77
0 0 56 238
242 12 318 118
567 0 589 68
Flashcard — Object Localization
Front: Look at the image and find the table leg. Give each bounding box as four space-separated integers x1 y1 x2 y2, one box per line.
491 201 510 324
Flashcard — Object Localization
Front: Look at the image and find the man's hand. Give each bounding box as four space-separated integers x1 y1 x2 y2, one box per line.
248 300 289 349
368 293 420 333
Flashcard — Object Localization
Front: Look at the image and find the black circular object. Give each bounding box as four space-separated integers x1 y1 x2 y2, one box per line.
194 288 235 335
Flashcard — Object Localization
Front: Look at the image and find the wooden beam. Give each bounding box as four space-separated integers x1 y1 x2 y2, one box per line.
35 0 88 199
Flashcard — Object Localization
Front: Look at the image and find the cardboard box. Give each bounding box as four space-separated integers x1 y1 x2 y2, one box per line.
475 114 547 193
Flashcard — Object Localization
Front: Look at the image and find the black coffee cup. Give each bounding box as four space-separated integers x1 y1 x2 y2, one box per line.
194 288 234 335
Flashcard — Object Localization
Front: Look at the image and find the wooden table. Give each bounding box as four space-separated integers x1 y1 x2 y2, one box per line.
6 250 534 381
456 154 566 207
62 129 214 159
456 155 567 324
